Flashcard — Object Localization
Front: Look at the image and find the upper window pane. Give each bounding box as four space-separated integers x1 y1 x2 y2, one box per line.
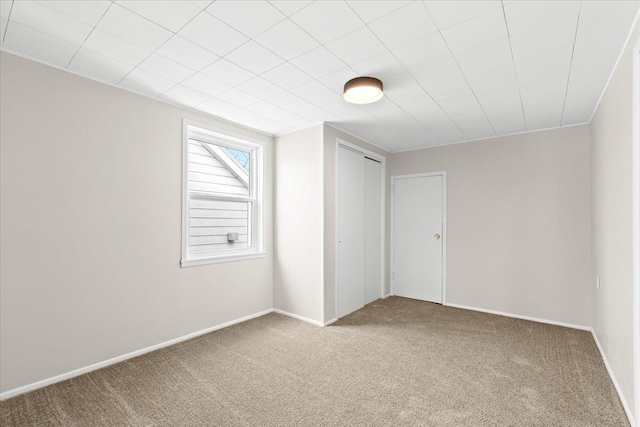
225 147 250 173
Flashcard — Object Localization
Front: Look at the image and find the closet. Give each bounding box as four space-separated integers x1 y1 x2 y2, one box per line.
337 144 383 318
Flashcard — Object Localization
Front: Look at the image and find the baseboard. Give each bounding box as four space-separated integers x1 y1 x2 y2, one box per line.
443 303 591 331
382 293 392 299
272 309 324 327
591 330 636 427
0 308 274 401
323 318 338 326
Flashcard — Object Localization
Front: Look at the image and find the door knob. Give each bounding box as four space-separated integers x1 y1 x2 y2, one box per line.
434 233 441 239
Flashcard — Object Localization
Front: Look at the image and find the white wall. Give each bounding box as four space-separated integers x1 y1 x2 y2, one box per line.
0 53 274 394
590 23 640 420
391 125 592 327
274 125 325 324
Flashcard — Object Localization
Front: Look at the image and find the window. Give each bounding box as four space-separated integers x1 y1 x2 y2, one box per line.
181 121 264 267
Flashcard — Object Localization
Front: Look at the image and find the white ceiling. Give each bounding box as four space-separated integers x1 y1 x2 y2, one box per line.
1 0 638 152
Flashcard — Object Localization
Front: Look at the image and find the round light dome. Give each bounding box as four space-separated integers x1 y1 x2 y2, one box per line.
343 77 384 104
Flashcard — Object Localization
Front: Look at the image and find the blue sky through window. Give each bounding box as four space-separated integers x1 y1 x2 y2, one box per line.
225 148 250 172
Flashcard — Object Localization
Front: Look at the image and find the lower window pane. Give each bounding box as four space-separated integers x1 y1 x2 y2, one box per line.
188 197 251 255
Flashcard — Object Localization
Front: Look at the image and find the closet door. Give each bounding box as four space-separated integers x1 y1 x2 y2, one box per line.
364 158 382 304
337 146 365 318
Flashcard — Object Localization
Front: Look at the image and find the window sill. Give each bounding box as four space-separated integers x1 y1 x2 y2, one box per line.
181 252 267 268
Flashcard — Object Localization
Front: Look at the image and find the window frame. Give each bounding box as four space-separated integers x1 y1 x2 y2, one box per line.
181 120 265 267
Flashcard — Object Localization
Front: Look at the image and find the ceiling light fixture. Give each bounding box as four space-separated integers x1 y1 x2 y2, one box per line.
343 76 384 104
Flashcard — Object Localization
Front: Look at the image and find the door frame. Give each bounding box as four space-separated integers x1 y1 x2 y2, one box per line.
632 37 640 427
390 171 447 304
335 139 387 319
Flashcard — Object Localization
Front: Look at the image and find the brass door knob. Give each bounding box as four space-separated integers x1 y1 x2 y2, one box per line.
435 233 441 239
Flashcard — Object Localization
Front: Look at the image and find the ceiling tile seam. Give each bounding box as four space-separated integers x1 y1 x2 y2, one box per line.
115 4 216 93
422 1 503 32
115 1 190 35
340 1 445 144
500 0 528 131
64 1 114 69
560 1 583 126
1 0 13 44
422 1 497 137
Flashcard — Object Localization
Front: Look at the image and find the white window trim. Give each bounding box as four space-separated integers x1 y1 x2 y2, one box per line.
181 120 266 267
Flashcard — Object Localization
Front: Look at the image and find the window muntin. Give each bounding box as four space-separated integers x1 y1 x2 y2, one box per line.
182 122 264 266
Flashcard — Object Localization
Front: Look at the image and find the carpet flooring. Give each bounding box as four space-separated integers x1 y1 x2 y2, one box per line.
0 297 630 426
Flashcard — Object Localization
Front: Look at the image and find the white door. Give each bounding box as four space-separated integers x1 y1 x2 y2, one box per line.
393 175 444 303
337 146 365 317
364 158 382 304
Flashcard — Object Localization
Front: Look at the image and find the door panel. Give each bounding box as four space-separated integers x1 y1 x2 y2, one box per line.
337 146 365 317
393 175 443 303
364 158 382 304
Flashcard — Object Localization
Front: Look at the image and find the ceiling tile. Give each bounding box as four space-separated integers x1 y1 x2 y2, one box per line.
37 1 111 26
201 59 255 86
523 99 564 130
566 1 640 95
318 68 358 95
352 51 412 89
67 48 132 84
326 26 387 65
217 88 261 108
10 0 93 45
441 8 508 55
222 108 290 134
347 1 412 24
116 1 201 32
561 90 600 125
483 104 526 135
254 19 319 61
368 2 438 49
237 77 284 99
224 41 283 75
181 73 231 97
161 84 211 107
97 3 172 51
155 35 218 71
425 1 502 30
197 97 241 116
178 11 247 56
290 46 346 78
190 1 213 9
246 101 313 128
291 80 370 121
504 1 581 37
83 29 150 66
3 22 78 68
138 54 195 82
206 0 285 38
290 1 363 43
269 1 312 17
0 1 10 42
268 91 340 122
260 62 313 90
119 68 176 97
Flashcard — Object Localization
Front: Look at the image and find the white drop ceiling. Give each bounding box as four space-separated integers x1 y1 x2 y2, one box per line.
1 0 638 152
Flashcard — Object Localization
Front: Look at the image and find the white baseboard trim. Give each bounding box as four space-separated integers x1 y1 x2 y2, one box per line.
382 293 392 299
443 303 591 331
323 318 338 326
591 330 636 427
272 309 324 327
0 308 273 401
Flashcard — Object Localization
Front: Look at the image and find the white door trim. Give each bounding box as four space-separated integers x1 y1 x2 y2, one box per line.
632 37 640 427
335 139 386 320
390 171 447 304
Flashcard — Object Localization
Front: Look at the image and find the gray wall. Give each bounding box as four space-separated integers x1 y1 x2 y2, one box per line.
391 125 592 327
0 53 274 394
273 125 325 323
590 23 639 419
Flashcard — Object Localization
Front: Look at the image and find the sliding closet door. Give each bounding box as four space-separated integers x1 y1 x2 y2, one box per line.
337 146 365 318
364 158 382 304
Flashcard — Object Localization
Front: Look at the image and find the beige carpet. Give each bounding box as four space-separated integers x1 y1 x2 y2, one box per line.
0 297 630 426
